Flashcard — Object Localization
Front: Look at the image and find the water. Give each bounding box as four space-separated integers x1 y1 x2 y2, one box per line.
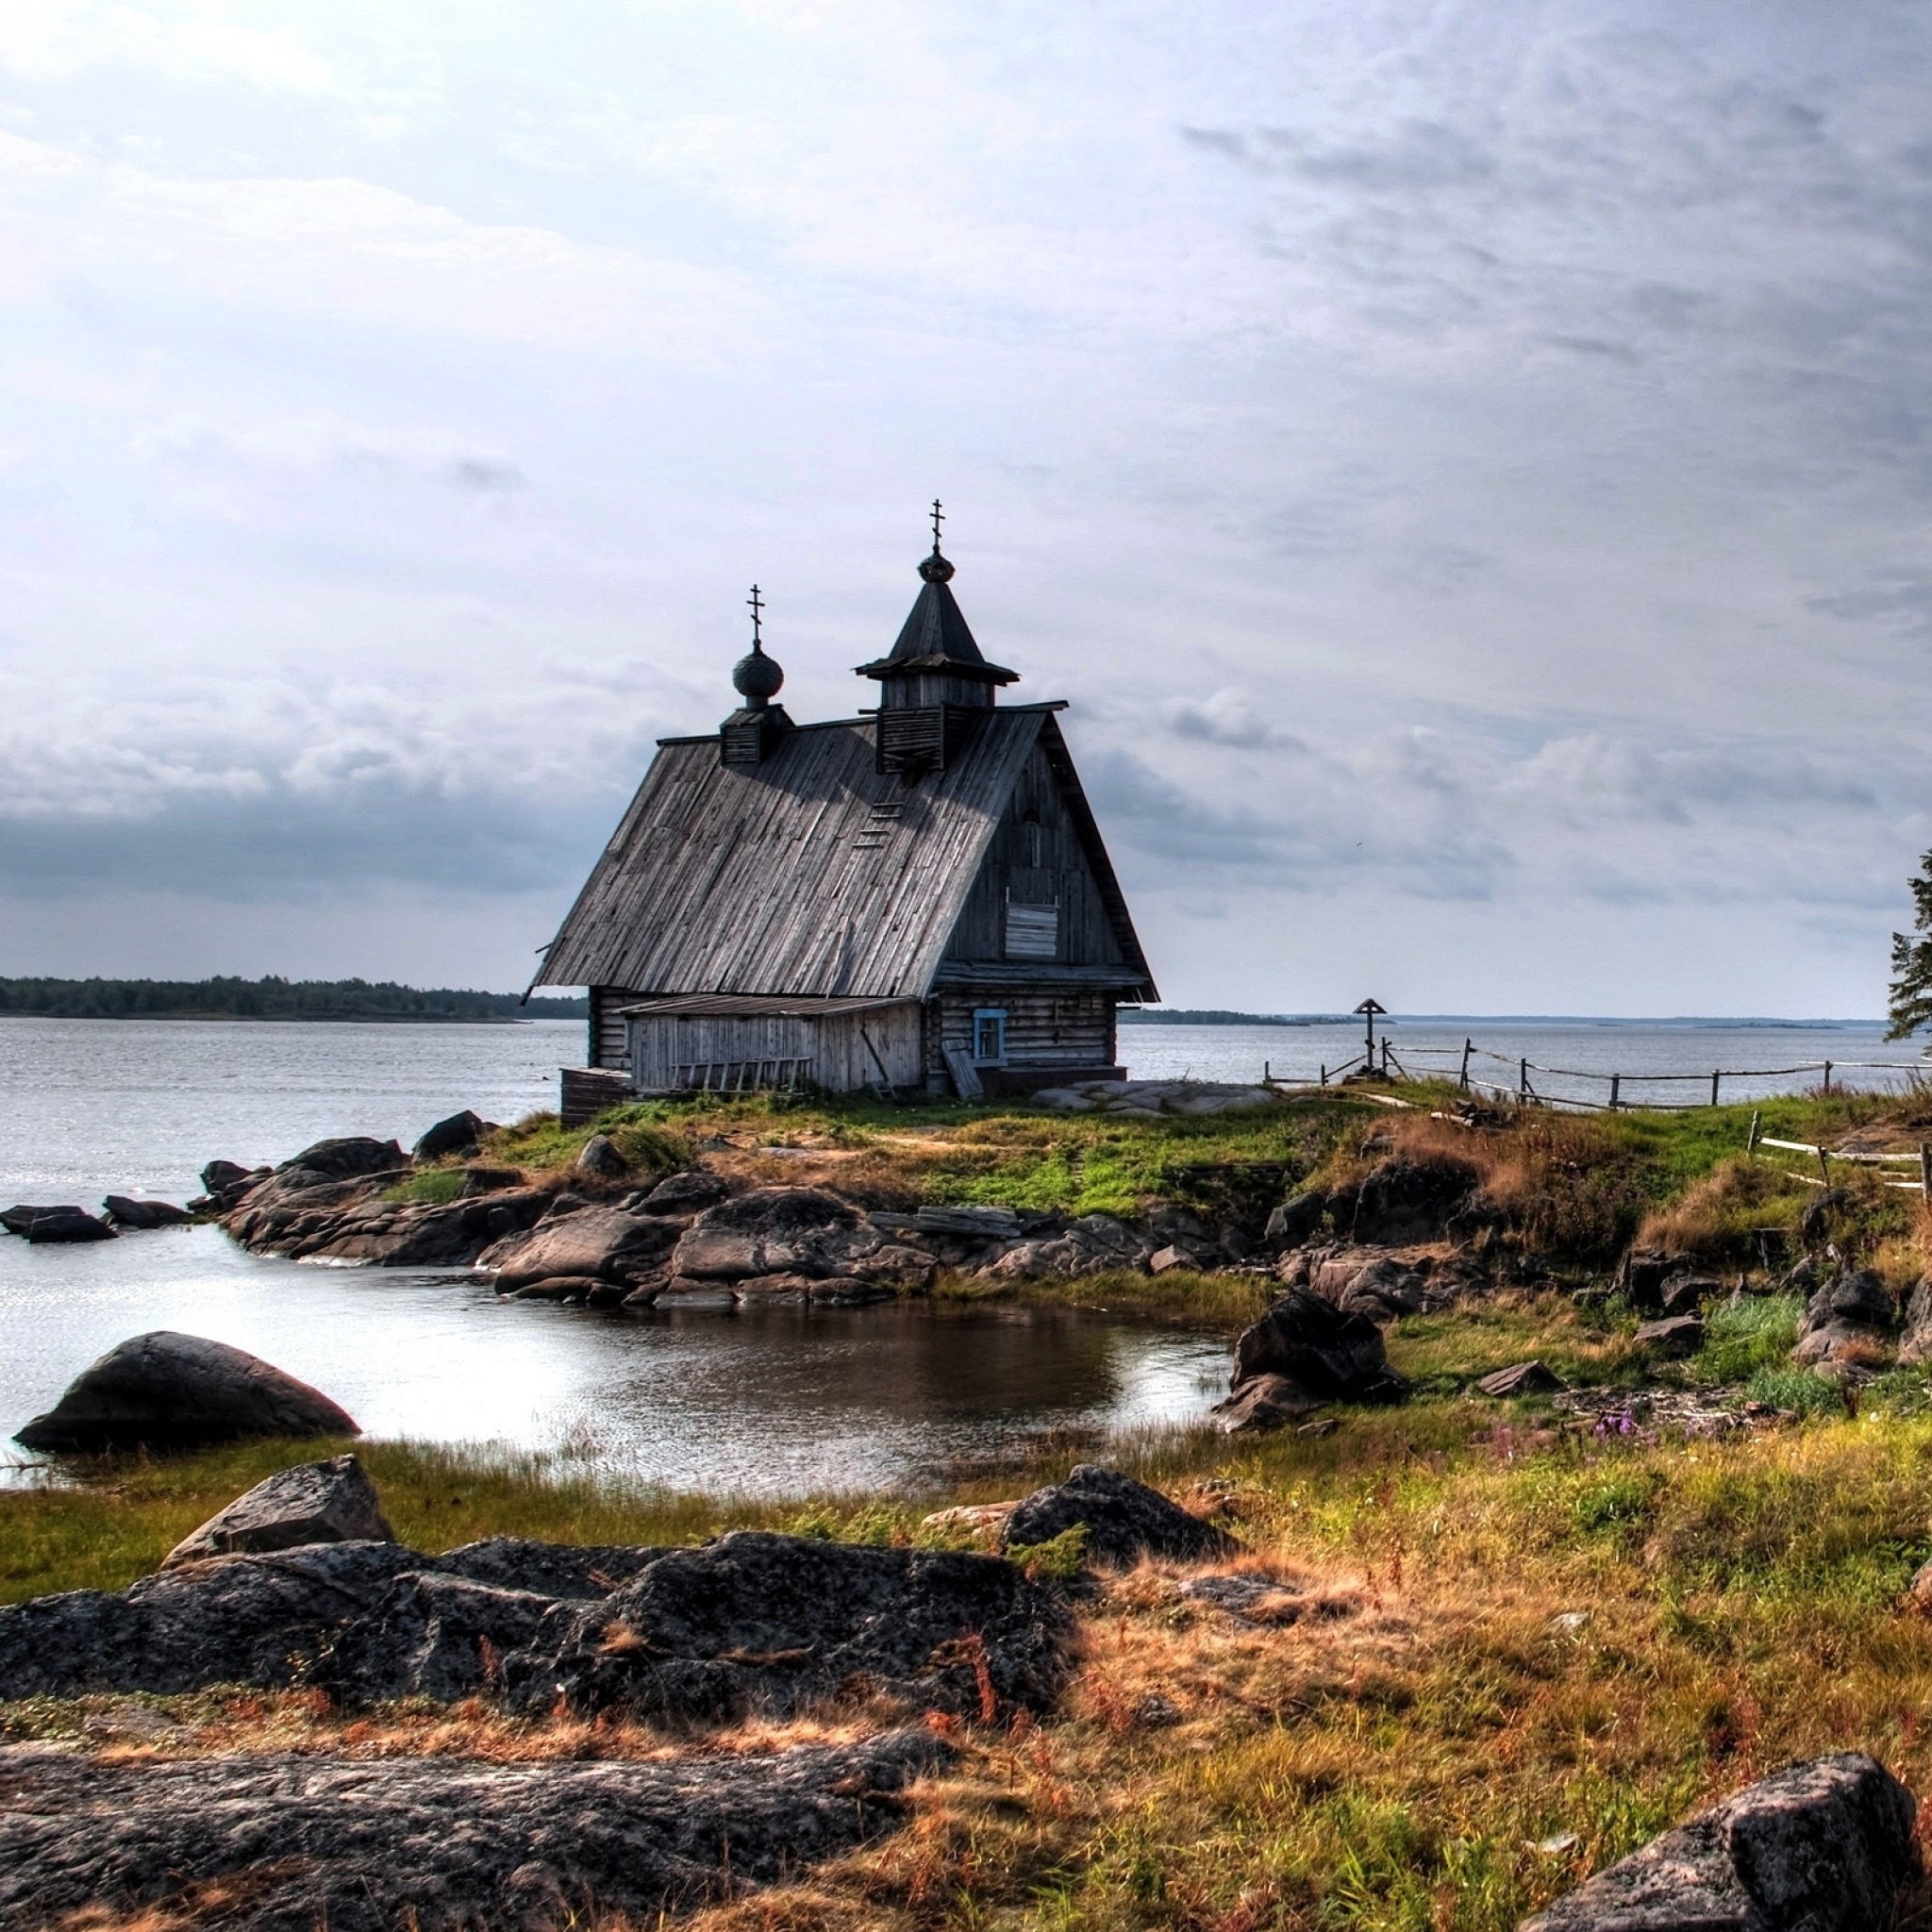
0 1017 1227 1491
1120 1017 1922 1108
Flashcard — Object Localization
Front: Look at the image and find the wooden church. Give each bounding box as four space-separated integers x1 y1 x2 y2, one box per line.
534 513 1158 1108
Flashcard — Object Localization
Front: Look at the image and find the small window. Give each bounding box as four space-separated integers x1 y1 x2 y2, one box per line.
972 1008 1007 1065
1021 808 1042 868
1005 900 1058 960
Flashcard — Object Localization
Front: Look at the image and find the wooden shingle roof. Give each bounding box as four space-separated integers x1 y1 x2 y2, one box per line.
535 705 1151 999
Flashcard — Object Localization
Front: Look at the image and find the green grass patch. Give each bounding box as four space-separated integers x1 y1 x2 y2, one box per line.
1693 1294 1804 1383
382 1168 468 1206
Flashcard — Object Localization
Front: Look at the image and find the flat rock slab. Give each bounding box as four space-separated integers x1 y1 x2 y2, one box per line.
0 1532 1071 1723
1632 1316 1705 1358
0 1729 950 1932
2 1204 116 1243
1001 1464 1238 1568
1519 1752 1917 1931
163 1455 395 1567
1478 1360 1568 1398
15 1331 358 1452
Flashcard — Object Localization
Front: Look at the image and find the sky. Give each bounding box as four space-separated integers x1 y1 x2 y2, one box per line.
4 1 1932 1016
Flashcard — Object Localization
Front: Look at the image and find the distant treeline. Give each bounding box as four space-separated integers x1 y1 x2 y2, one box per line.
1120 1008 1345 1027
0 976 588 1021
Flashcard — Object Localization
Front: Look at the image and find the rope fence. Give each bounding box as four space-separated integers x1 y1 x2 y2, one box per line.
1279 1038 1931 1112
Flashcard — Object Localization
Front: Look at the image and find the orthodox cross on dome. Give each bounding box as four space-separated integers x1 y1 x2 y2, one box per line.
930 498 944 549
746 582 765 650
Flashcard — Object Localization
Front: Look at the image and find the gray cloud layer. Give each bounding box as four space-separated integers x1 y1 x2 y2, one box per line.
3 2 1932 1011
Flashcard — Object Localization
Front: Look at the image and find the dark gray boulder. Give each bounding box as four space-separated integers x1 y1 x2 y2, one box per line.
282 1136 408 1182
1232 1289 1409 1405
0 1728 951 1932
999 1464 1238 1567
1349 1155 1482 1244
641 1168 732 1214
412 1110 493 1162
162 1455 394 1568
576 1133 629 1178
1264 1191 1327 1249
1631 1315 1704 1357
201 1158 255 1196
1900 1274 1932 1366
1211 1373 1324 1433
100 1195 191 1229
508 1531 1070 1723
1793 1269 1895 1367
14 1331 359 1452
1659 1274 1724 1317
1478 1360 1567 1398
0 1541 426 1699
315 1572 561 1701
436 1537 666 1599
671 1187 867 1281
2 1204 117 1243
1518 1751 1916 1931
1615 1248 1678 1312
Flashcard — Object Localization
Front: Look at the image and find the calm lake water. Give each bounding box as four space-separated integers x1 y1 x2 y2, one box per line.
1 1012 1915 1492
0 1017 1226 1492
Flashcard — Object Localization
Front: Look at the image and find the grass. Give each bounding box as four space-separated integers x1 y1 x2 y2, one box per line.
15 1411 1932 1929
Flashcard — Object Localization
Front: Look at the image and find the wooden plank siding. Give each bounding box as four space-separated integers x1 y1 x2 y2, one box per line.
924 988 1118 1079
630 1002 923 1093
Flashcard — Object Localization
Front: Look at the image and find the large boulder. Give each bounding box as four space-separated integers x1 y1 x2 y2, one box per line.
282 1137 408 1182
1212 1373 1324 1433
100 1196 191 1230
1518 1752 1917 1931
999 1464 1238 1567
14 1332 359 1453
412 1110 492 1162
576 1133 630 1178
0 1730 950 1932
508 1531 1071 1722
1231 1289 1409 1406
162 1455 395 1568
488 1207 685 1290
641 1168 732 1214
2 1205 116 1243
1264 1191 1327 1250
671 1188 884 1282
1900 1274 1932 1366
1349 1154 1483 1245
1793 1269 1895 1367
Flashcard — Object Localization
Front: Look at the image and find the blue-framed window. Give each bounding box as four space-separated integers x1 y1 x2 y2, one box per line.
972 1008 1008 1065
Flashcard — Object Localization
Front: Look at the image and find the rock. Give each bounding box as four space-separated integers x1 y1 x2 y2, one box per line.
1212 1373 1324 1433
1801 1268 1893 1334
436 1537 665 1599
1632 1315 1705 1358
671 1187 877 1280
489 1207 685 1290
1615 1247 1678 1312
200 1158 254 1195
1264 1191 1326 1249
1517 1752 1916 1932
1800 1187 1852 1240
509 1531 1071 1722
284 1137 409 1182
921 1502 1021 1534
14 1332 359 1453
1 1205 117 1243
1660 1273 1724 1317
162 1455 394 1568
1907 1557 1932 1613
0 1729 952 1932
641 1168 732 1213
458 1166 524 1196
576 1133 629 1179
316 1572 562 1700
1478 1360 1567 1398
1900 1275 1932 1366
1793 1269 1895 1367
412 1110 492 1162
0 1541 427 1698
1349 1154 1482 1245
1334 1254 1432 1322
508 1274 608 1301
999 1464 1238 1567
1232 1289 1409 1405
1149 1245 1188 1274
99 1196 191 1229
912 1204 1022 1238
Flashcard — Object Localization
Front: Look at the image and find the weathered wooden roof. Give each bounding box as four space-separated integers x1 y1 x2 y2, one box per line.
855 577 1017 685
537 704 1157 999
613 994 914 1019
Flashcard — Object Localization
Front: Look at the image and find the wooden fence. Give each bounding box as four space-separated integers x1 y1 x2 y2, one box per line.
1290 1039 1928 1112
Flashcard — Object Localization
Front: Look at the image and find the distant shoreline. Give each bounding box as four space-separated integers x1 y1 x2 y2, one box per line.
0 975 588 1024
1121 1009 1890 1029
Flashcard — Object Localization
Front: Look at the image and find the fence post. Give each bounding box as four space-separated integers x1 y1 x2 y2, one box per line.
1609 1074 1621 1111
1823 1059 1832 1094
1818 1146 1831 1186
1320 1063 1326 1087
1459 1038 1472 1091
1921 1142 1930 1201
1519 1057 1528 1100
1710 1070 1720 1108
1381 1038 1391 1075
1748 1109 1761 1154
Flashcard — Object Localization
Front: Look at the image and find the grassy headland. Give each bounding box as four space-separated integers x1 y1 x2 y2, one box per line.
15 1077 1932 1927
